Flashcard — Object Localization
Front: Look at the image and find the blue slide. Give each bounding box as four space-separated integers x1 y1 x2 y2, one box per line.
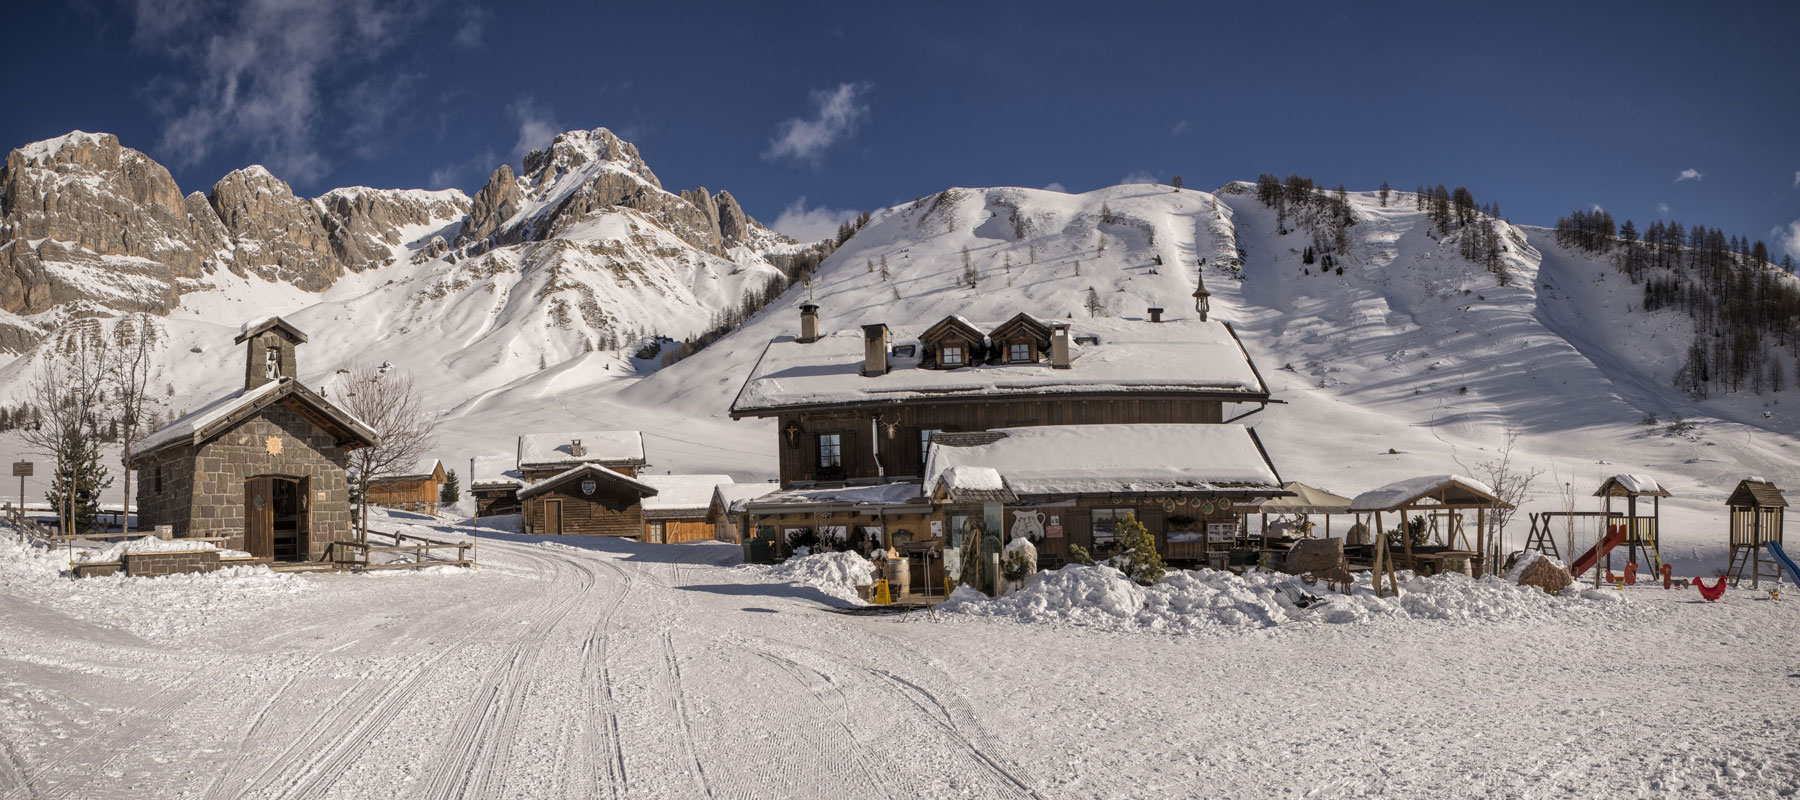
1767 541 1800 581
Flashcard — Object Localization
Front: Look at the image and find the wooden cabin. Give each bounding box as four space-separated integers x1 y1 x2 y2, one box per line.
517 430 646 481
129 317 377 563
366 458 446 515
469 455 524 517
639 474 733 543
517 463 657 536
730 305 1274 488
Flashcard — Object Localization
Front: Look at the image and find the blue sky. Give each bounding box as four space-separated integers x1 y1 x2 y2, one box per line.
6 1 1798 257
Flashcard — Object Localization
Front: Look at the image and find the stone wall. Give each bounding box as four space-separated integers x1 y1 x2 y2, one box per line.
135 447 198 536
123 550 220 577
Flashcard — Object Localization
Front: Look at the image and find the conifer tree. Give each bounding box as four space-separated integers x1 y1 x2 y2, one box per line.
1110 513 1165 585
46 426 111 534
440 468 460 504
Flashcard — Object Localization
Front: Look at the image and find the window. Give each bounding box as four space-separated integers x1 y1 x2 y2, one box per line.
155 466 164 494
919 428 944 466
1090 508 1136 546
1008 342 1032 362
891 344 916 358
947 513 981 548
939 345 964 367
648 521 666 543
818 433 843 469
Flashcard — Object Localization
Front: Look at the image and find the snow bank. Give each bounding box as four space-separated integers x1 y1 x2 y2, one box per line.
74 535 223 564
747 552 877 605
941 564 1633 632
0 533 310 641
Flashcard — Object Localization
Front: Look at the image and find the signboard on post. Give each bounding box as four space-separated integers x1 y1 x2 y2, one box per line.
12 462 32 477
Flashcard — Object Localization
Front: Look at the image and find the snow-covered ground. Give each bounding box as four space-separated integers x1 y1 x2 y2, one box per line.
2 509 1796 799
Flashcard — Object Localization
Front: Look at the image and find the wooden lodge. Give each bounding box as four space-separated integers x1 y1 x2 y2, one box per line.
469 455 525 517
708 482 782 544
640 474 735 543
366 458 446 515
517 463 657 536
728 305 1291 581
730 305 1274 488
129 317 377 564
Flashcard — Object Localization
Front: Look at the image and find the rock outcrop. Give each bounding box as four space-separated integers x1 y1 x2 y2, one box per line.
457 165 524 247
317 186 469 271
207 166 340 291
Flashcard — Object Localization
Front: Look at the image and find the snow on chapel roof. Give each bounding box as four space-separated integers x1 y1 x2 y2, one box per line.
924 423 1283 496
731 317 1268 415
130 378 377 462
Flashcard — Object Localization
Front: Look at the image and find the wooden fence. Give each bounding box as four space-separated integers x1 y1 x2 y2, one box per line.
332 528 473 571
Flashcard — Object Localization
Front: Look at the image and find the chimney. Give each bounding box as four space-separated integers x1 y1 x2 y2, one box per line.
1148 307 1164 323
861 323 889 377
1049 323 1071 369
798 303 820 343
571 438 585 458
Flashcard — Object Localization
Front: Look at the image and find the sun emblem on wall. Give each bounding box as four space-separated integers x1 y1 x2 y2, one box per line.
266 436 283 455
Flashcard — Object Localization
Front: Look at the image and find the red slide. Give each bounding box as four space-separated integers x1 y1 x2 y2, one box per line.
1568 524 1627 578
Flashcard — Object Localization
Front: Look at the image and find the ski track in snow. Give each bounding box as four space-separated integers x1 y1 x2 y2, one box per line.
5 513 1797 800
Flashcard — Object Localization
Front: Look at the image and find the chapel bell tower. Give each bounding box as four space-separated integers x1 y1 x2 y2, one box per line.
233 317 308 391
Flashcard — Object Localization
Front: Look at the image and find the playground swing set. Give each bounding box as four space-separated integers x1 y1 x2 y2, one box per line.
1522 475 1791 601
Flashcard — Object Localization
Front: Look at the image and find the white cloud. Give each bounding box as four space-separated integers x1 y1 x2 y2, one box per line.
1675 168 1704 182
763 82 871 167
1793 171 1799 189
1120 171 1161 185
454 6 489 49
136 0 424 184
509 96 561 163
1775 219 1800 263
1655 202 1671 216
771 196 861 242
1170 120 1190 137
1042 182 1067 193
428 148 497 191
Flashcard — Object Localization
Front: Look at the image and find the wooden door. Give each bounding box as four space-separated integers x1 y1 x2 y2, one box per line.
297 476 312 560
245 476 273 559
544 499 563 536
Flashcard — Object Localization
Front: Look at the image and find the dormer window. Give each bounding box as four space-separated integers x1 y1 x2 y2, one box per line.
891 344 916 358
1075 335 1100 346
1008 342 1032 363
940 345 965 367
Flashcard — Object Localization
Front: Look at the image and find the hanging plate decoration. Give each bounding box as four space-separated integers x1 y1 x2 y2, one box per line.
1217 497 1233 511
1176 496 1189 506
1201 500 1215 514
1162 500 1175 512
581 480 597 496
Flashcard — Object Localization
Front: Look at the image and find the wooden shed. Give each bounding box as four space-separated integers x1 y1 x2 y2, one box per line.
517 463 658 537
1726 478 1787 587
366 458 446 515
640 474 733 543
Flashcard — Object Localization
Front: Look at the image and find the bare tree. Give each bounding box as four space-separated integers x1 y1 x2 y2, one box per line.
1473 428 1543 567
109 312 162 533
338 364 435 542
17 322 111 535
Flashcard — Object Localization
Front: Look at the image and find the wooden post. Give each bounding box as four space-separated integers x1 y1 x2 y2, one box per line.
1476 505 1487 577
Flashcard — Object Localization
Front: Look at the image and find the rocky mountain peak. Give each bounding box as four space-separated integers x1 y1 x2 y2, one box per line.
207 165 339 290
522 127 661 191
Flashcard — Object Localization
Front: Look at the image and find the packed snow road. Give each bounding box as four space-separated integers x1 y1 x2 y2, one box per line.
2 525 1797 799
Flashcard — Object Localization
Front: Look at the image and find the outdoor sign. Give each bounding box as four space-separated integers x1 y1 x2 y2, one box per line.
929 520 943 537
581 480 597 496
11 462 31 477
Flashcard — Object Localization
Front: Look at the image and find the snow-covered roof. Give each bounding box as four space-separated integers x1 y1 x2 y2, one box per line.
517 430 645 468
924 424 1283 497
744 482 927 511
731 317 1268 415
516 463 658 500
234 315 309 344
373 458 444 483
933 465 1017 503
640 474 734 517
713 482 783 514
1349 475 1505 512
469 456 524 489
130 378 377 461
1594 474 1670 497
1256 482 1354 514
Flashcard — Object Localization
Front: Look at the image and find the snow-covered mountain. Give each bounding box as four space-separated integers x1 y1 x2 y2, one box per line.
1 126 1795 569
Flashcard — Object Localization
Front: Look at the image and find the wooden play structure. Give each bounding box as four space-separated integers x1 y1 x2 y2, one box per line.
1524 474 1668 574
1725 478 1787 588
1349 475 1513 596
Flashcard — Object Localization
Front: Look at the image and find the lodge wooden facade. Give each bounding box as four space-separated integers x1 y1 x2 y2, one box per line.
518 464 654 537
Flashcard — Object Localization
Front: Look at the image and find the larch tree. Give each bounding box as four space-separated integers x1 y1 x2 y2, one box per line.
108 312 162 533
